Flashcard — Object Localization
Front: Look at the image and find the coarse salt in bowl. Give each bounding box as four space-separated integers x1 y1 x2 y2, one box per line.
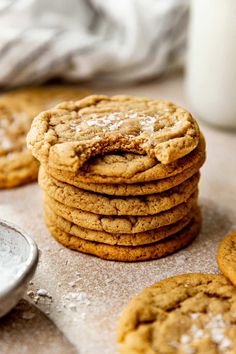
0 219 38 317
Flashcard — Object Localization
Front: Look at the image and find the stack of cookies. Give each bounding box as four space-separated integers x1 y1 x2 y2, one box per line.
27 95 206 261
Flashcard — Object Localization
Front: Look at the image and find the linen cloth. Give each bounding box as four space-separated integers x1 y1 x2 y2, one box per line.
0 0 189 87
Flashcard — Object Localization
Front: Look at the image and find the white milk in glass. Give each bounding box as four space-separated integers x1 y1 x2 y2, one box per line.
186 0 236 129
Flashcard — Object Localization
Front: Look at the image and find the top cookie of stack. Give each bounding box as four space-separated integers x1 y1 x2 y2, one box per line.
27 95 206 261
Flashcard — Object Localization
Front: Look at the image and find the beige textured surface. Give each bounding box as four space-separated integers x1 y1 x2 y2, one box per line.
0 75 236 353
0 300 77 354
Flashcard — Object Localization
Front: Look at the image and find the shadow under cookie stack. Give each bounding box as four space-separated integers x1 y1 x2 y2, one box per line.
27 95 206 262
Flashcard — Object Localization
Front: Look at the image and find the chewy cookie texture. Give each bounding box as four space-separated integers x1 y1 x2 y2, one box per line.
45 210 200 262
45 153 204 196
117 274 236 353
27 95 200 171
44 201 197 246
44 191 198 234
39 168 200 216
0 86 89 188
45 134 205 185
27 94 206 261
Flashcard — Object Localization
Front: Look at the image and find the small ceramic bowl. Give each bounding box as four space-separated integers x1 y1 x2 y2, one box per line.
0 219 38 318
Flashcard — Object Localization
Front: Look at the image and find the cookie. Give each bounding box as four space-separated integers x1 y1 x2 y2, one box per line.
44 192 197 234
0 101 39 188
45 153 204 196
39 168 199 216
0 152 39 189
45 134 205 185
27 95 200 173
118 274 236 354
217 231 236 286
45 209 201 261
45 201 196 246
0 86 89 188
0 86 90 111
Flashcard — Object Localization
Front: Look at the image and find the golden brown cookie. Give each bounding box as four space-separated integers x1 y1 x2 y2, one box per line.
45 134 205 185
45 153 204 196
27 95 200 173
0 101 39 188
217 231 236 286
45 209 200 261
39 168 199 216
118 274 236 354
0 151 39 189
45 201 196 246
44 192 197 234
0 86 89 188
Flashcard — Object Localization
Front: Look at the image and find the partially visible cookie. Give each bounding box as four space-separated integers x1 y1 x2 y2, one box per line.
45 209 200 261
0 101 40 188
44 192 197 234
217 231 236 286
45 202 196 246
0 86 89 188
0 86 90 114
45 153 204 196
45 135 205 185
0 152 39 189
118 274 236 353
27 95 200 173
39 168 199 216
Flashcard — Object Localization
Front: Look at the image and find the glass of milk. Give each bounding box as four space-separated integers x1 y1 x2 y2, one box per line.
186 0 236 129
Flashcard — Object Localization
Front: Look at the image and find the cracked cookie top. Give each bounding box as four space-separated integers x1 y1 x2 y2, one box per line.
27 95 200 172
118 274 236 354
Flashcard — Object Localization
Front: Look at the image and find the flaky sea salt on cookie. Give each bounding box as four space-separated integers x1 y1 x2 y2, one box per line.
27 95 200 173
118 274 236 353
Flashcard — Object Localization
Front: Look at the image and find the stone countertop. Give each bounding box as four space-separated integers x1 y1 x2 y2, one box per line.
0 75 236 354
